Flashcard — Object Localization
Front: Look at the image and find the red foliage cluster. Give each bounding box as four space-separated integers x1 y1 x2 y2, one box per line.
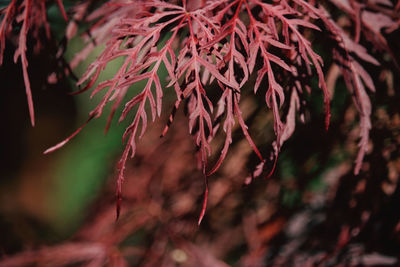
0 0 67 126
1 0 399 222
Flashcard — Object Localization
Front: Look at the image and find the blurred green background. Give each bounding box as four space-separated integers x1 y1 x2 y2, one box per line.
0 0 130 246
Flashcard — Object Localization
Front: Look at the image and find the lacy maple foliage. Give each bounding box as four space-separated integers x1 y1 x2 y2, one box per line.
0 0 67 126
1 0 399 222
